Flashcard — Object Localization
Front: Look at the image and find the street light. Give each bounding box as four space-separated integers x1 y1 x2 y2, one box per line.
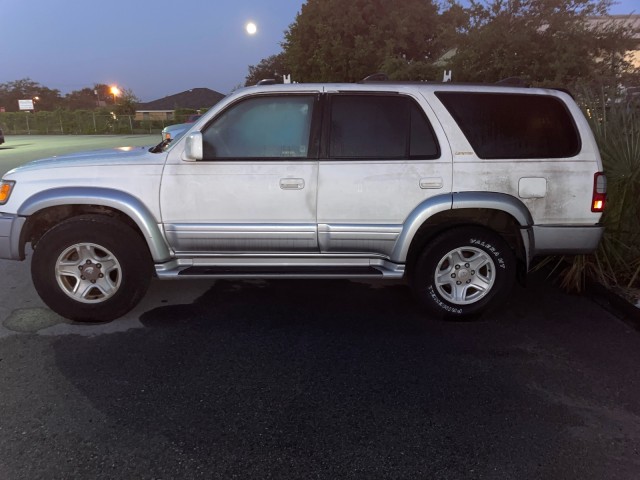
32 96 40 112
110 86 120 103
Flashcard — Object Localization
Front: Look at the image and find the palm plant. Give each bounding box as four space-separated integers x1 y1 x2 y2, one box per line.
552 90 640 293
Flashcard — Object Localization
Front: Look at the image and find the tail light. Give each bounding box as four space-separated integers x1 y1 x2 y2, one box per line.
591 172 606 212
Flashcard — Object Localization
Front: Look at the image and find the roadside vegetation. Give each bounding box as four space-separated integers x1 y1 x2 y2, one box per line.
591 98 640 291
0 107 202 136
551 94 640 293
246 0 638 89
0 81 138 114
0 109 160 135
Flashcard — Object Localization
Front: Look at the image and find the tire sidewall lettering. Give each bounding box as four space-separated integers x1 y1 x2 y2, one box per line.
412 227 516 319
428 285 463 314
470 238 506 268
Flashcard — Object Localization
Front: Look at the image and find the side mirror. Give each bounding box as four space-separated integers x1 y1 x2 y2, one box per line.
183 132 203 161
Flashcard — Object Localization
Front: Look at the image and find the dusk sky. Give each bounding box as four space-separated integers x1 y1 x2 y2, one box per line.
0 0 637 102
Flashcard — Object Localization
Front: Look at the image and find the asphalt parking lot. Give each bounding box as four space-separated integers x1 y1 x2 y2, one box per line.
1 136 640 479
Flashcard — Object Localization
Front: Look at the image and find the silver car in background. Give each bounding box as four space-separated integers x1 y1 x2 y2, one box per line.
161 114 202 142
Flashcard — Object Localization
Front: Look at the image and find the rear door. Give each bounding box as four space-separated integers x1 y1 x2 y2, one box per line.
316 92 452 257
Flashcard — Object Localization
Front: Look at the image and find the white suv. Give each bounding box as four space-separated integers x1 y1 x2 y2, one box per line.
0 82 606 322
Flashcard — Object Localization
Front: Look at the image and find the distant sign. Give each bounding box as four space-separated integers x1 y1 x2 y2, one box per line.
18 99 34 111
0 107 5 113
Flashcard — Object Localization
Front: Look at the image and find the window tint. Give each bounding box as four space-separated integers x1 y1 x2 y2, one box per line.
410 102 439 158
329 95 439 159
202 96 314 159
435 92 580 159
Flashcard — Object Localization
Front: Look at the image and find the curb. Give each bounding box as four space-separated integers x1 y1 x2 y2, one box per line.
588 283 640 330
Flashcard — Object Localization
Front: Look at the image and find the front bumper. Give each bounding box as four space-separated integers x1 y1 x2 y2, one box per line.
0 213 25 260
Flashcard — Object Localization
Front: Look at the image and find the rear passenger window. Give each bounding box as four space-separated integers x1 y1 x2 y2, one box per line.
435 92 580 159
329 95 439 159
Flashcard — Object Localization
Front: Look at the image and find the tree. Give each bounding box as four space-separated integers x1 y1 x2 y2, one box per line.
0 78 62 112
282 0 445 83
65 88 100 110
93 84 119 106
245 53 289 86
63 84 139 112
112 88 139 115
447 0 638 87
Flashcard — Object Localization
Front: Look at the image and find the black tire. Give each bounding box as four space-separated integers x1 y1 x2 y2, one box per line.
31 215 152 322
411 227 516 319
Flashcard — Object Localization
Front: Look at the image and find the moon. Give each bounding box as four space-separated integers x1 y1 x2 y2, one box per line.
246 22 257 35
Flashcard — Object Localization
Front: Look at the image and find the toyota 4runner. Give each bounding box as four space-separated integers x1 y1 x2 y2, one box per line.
0 81 606 322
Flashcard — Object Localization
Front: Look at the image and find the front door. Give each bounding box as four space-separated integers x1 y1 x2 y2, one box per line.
160 93 320 254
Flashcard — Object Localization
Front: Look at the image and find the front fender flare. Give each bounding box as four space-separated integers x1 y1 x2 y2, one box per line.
18 187 171 262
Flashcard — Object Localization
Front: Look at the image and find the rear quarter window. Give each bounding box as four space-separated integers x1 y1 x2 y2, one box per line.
435 92 581 159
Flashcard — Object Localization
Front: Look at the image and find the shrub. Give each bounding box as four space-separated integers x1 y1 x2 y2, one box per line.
549 92 640 292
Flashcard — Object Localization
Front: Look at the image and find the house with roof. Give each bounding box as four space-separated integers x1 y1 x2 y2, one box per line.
135 87 225 121
587 14 640 69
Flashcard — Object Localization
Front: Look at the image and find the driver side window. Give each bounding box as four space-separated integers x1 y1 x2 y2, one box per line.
202 95 315 159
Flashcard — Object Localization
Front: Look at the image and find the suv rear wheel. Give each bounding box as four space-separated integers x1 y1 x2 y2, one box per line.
31 215 152 322
411 227 515 319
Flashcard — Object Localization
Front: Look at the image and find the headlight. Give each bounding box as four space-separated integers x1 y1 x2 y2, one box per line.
0 180 15 205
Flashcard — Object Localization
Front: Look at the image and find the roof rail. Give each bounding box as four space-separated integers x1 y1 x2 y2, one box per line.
256 79 277 86
495 77 529 87
495 77 575 98
358 73 390 83
359 73 532 88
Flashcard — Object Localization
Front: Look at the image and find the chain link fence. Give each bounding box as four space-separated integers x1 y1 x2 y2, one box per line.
0 111 197 135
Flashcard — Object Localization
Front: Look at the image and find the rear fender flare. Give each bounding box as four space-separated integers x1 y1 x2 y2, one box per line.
391 192 533 264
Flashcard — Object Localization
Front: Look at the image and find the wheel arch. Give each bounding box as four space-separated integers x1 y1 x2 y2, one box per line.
394 192 533 273
18 187 171 262
410 225 518 318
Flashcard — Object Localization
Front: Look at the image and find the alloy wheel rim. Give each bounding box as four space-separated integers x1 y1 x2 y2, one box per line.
55 243 122 304
434 246 496 305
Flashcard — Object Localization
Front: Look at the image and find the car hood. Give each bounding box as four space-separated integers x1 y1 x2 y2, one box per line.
6 146 164 175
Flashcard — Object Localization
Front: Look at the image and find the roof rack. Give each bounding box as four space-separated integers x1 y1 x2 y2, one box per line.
254 74 573 97
357 73 532 88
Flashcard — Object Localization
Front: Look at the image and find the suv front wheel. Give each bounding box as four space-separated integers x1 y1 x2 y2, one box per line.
411 227 516 319
31 215 152 322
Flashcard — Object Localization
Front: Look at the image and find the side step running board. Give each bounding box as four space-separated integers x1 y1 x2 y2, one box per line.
178 265 384 277
155 257 405 280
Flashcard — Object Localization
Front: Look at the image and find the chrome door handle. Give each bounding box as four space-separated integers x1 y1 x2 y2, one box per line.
280 178 305 190
419 177 443 189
